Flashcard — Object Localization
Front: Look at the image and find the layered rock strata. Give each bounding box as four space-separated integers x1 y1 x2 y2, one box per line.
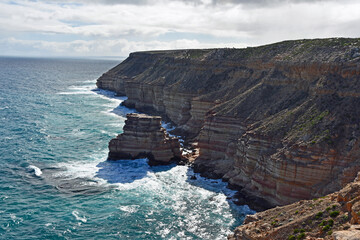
228 172 360 240
98 38 360 206
108 113 182 165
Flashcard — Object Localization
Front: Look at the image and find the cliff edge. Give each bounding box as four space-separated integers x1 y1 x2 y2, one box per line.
97 38 360 207
228 172 360 239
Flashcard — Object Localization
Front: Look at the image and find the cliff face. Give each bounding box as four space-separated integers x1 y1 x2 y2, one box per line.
97 38 360 206
228 172 360 240
108 113 182 165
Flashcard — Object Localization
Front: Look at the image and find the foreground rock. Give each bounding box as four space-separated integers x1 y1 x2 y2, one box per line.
228 172 360 240
98 38 360 206
108 113 182 165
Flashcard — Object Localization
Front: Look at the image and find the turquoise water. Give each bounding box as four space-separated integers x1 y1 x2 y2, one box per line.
0 57 253 239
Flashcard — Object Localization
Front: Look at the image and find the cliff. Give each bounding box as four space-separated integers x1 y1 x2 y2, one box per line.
108 113 182 165
97 38 360 207
228 172 360 240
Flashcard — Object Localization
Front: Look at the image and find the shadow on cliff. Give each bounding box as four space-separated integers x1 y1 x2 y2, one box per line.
95 158 176 184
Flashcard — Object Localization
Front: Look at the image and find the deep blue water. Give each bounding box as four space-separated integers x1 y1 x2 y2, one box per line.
0 57 253 239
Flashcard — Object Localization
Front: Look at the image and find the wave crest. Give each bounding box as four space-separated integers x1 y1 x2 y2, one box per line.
28 165 42 177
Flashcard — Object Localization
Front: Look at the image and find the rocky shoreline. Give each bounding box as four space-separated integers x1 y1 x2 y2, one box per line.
97 38 360 239
229 173 360 239
108 112 272 211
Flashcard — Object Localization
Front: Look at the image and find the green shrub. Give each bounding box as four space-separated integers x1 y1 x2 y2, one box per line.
300 229 305 233
315 211 323 219
288 235 296 240
293 229 299 234
323 225 331 231
330 211 340 218
295 210 299 214
328 219 334 226
297 232 306 239
271 220 278 226
343 214 349 220
319 220 327 226
326 207 331 212
327 230 333 235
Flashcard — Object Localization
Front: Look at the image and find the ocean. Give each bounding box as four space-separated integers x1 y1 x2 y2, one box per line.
0 57 253 239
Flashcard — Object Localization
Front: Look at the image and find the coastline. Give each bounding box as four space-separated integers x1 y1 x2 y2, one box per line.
104 90 268 211
96 38 360 238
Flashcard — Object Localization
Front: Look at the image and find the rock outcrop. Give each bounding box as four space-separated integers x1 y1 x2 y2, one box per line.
98 38 360 206
228 172 360 240
108 113 182 165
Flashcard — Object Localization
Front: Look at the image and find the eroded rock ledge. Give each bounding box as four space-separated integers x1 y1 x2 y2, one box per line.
108 113 182 166
228 172 360 240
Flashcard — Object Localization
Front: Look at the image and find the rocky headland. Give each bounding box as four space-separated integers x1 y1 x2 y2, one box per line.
97 38 360 238
108 113 182 166
229 173 360 239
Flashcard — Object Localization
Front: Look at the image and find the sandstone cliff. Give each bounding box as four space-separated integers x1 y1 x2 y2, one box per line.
108 113 182 165
97 38 360 207
228 172 360 240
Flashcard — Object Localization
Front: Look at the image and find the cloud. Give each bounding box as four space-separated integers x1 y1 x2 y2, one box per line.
211 0 339 5
1 37 246 57
0 0 360 57
43 0 352 6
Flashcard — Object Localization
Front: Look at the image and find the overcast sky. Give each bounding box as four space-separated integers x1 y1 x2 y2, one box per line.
0 0 359 58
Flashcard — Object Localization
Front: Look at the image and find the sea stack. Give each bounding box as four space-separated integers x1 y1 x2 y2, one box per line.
108 113 182 165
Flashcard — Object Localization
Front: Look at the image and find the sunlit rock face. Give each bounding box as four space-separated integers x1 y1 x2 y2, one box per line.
98 38 360 206
108 113 182 166
228 172 360 240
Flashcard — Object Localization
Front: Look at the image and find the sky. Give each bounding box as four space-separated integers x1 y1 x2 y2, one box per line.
0 0 360 58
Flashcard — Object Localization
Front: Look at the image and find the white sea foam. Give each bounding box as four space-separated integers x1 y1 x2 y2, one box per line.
81 79 97 84
9 214 23 224
10 214 16 221
118 205 140 213
161 121 176 132
54 152 106 181
72 211 87 223
161 121 185 148
93 89 138 118
68 85 94 91
0 106 9 110
161 121 182 138
51 154 253 239
58 91 94 95
1 195 9 201
28 165 42 177
57 83 96 95
57 91 92 95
